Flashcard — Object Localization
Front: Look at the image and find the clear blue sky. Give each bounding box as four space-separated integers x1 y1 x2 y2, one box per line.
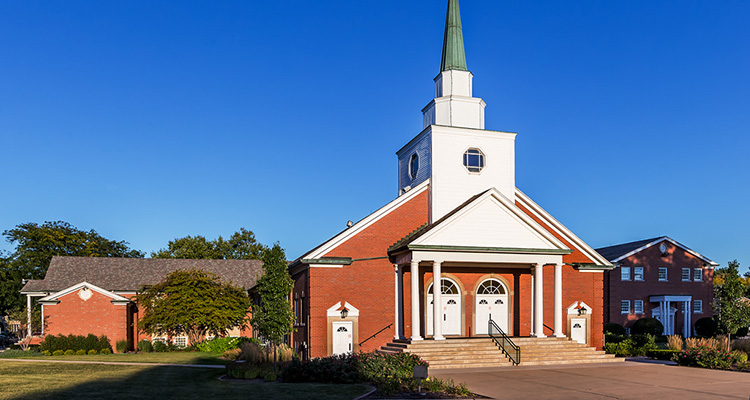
1 1 748 270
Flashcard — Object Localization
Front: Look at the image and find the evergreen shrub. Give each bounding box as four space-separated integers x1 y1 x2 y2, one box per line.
88 350 98 355
64 350 75 356
75 349 86 355
137 340 153 353
603 323 626 336
115 340 129 353
632 318 664 336
694 317 718 337
52 350 64 356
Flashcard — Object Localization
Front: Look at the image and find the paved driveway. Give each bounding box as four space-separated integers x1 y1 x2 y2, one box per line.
433 360 750 400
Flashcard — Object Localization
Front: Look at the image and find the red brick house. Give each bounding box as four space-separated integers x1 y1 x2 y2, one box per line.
597 237 718 336
20 256 262 351
287 0 615 362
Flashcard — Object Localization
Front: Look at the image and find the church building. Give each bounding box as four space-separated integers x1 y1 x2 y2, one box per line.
289 0 615 363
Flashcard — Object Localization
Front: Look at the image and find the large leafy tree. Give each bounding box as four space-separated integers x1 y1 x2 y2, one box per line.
137 269 252 345
714 260 750 348
152 228 266 260
251 243 294 372
1 221 144 315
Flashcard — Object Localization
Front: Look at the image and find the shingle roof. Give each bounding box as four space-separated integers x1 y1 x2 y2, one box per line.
595 237 665 261
21 256 263 293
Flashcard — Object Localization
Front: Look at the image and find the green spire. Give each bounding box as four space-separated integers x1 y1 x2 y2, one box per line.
440 0 467 72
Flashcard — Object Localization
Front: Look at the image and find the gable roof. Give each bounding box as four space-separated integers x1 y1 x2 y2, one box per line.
389 188 570 255
38 282 131 304
290 179 430 266
21 256 263 293
595 236 719 266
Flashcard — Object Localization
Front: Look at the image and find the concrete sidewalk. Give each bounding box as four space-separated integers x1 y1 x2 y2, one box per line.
0 358 225 368
433 361 750 399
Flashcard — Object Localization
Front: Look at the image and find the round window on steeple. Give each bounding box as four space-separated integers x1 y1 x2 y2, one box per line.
409 153 419 180
463 148 485 173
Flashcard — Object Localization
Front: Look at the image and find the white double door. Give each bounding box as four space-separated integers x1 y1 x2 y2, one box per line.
475 294 509 335
426 294 461 336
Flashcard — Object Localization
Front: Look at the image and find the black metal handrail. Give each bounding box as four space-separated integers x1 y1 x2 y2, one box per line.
359 323 393 347
488 318 520 366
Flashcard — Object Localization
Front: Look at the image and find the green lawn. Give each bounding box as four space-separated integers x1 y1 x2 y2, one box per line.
0 351 229 365
0 361 371 400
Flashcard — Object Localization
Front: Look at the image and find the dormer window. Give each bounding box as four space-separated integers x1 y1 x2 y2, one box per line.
463 148 485 173
409 153 419 179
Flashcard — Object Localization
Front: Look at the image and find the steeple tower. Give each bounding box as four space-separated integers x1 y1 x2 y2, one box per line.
422 0 485 130
440 0 467 72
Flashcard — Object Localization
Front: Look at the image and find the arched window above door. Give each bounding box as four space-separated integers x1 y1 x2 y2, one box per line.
427 278 460 295
477 278 506 295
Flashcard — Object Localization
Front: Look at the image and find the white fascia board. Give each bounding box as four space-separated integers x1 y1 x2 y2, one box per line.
306 179 430 260
39 282 131 303
609 236 719 266
326 301 360 317
515 188 613 267
413 187 568 250
430 124 517 139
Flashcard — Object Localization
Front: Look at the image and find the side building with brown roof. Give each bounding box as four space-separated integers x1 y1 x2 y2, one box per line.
20 256 263 351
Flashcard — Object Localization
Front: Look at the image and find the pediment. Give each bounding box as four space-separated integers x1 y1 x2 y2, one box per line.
412 189 568 252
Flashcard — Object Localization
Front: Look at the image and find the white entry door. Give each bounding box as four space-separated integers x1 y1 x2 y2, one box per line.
332 321 352 355
653 306 677 335
475 279 509 335
571 318 587 344
426 279 462 336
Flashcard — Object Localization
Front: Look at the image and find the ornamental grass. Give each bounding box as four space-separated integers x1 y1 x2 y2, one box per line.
667 335 684 351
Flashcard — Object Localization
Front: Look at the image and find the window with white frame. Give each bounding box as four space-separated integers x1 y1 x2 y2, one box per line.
694 300 703 313
152 337 167 344
658 267 668 281
174 336 188 348
621 300 631 314
682 268 691 281
621 267 631 281
694 268 703 281
634 267 644 281
634 300 644 314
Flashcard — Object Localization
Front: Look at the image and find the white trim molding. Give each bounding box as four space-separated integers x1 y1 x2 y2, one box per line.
37 282 131 305
326 301 360 318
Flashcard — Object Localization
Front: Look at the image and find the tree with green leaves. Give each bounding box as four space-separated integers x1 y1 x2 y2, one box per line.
0 221 143 315
136 269 251 346
152 228 267 260
251 243 294 373
714 260 750 349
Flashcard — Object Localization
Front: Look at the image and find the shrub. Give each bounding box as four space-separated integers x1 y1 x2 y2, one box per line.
734 350 749 370
153 340 169 353
42 350 51 356
666 335 683 351
115 340 129 353
686 336 728 351
632 318 664 336
243 368 260 380
100 348 112 355
676 346 735 370
733 338 750 353
75 349 86 355
41 334 112 353
605 333 627 344
281 353 359 384
423 377 472 397
604 334 656 357
694 317 718 337
137 340 153 353
197 337 243 353
64 350 75 356
88 349 98 355
736 327 749 337
98 336 112 353
603 323 626 336
264 372 277 382
646 349 679 361
52 350 64 356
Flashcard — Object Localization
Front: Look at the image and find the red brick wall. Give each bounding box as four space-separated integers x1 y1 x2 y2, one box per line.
604 241 714 334
44 290 130 352
307 190 430 358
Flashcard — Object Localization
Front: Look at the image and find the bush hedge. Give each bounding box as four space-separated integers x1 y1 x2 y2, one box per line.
603 323 626 336
115 340 129 353
694 317 718 337
632 318 664 336
40 334 112 353
197 337 246 353
137 340 153 353
676 346 739 369
52 350 64 356
646 349 680 361
604 334 657 357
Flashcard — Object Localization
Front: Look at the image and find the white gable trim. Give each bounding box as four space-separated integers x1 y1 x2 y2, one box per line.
515 188 612 266
413 188 568 251
38 282 131 304
609 237 719 266
326 301 360 317
305 179 430 260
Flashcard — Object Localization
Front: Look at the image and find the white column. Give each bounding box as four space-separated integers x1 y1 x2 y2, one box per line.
40 305 44 336
687 300 692 337
529 267 535 336
26 295 32 338
683 301 689 338
394 264 403 340
432 261 445 340
534 263 546 338
410 260 423 341
553 263 564 337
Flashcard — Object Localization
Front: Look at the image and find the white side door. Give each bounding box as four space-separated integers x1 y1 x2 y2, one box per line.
332 321 353 355
427 295 462 336
571 318 587 344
